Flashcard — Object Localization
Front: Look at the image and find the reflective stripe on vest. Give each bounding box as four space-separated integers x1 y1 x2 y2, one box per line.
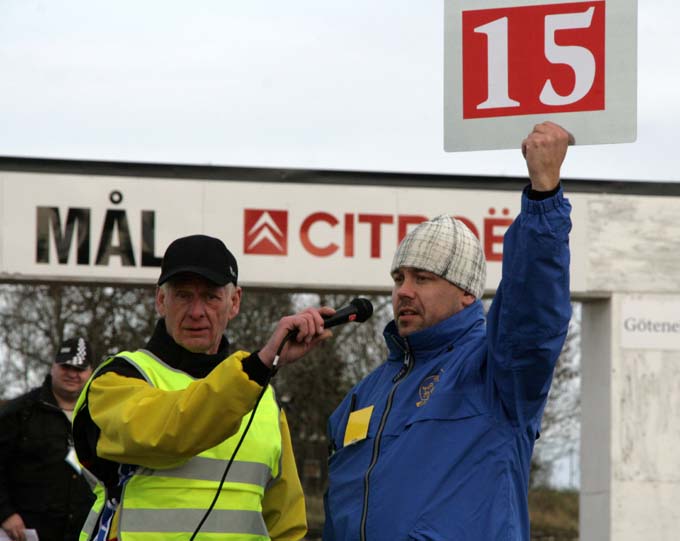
120 508 268 537
79 485 105 541
135 455 272 487
75 349 282 541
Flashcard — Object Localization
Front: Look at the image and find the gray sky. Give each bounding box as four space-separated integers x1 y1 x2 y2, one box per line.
0 0 677 182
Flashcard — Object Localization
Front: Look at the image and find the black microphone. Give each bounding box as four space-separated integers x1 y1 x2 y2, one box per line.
322 297 374 329
283 297 374 346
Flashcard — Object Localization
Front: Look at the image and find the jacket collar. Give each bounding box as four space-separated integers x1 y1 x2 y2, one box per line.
145 319 231 379
39 374 59 407
384 300 486 362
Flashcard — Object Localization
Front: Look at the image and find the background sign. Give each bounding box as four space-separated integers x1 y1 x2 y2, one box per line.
444 0 637 151
0 171 587 294
621 294 680 351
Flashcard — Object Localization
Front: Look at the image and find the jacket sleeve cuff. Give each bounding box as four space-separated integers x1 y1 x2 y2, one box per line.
526 182 561 201
241 352 273 387
522 183 566 214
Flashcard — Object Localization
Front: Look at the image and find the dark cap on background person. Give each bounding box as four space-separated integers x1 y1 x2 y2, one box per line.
391 214 487 299
157 234 238 287
55 337 93 370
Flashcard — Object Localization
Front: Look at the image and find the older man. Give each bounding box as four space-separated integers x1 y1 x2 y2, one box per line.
324 122 574 540
73 234 332 541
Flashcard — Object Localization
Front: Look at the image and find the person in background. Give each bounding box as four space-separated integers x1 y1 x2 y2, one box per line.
323 122 574 540
0 338 96 541
72 234 334 541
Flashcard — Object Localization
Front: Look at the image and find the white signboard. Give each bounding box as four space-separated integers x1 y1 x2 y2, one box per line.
444 0 637 151
0 171 586 294
621 294 680 351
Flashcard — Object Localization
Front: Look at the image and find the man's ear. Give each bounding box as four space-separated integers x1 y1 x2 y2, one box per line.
461 291 477 308
228 286 243 321
155 286 166 317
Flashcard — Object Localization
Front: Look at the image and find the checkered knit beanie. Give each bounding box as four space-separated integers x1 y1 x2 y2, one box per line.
391 214 487 299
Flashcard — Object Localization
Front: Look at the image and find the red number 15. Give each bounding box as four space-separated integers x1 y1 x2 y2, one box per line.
462 1 605 119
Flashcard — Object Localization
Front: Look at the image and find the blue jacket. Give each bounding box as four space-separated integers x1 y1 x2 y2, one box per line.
324 187 572 541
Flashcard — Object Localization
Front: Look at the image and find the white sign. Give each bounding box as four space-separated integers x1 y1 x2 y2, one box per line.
0 531 38 541
444 0 637 151
621 294 680 351
0 171 586 294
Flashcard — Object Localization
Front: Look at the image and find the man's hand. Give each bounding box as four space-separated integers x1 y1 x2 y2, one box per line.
258 306 335 368
2 513 26 541
521 121 575 192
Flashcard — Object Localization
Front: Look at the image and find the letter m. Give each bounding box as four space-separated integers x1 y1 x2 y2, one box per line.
36 207 90 264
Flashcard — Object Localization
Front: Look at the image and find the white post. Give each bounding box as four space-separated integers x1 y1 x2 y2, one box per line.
578 189 680 540
580 298 612 540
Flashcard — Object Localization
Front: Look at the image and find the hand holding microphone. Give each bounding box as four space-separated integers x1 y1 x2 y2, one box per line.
191 298 373 539
258 298 374 369
320 297 374 330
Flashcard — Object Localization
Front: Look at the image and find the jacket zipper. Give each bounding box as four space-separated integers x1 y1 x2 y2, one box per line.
360 346 414 541
40 399 75 448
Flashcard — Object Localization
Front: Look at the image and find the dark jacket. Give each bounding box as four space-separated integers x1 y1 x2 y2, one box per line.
0 375 95 541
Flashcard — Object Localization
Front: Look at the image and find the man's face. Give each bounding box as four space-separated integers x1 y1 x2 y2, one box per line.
391 267 475 337
156 274 242 354
50 363 92 399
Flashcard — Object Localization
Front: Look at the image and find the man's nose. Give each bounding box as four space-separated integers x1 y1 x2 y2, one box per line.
188 298 207 317
396 279 415 298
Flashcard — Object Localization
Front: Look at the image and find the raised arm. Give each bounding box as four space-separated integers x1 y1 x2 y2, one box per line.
487 122 573 429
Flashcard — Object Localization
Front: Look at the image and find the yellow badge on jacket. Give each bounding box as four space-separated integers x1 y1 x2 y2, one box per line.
343 405 374 446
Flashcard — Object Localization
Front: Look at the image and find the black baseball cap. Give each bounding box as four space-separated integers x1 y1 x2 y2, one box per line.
157 234 238 287
55 338 93 370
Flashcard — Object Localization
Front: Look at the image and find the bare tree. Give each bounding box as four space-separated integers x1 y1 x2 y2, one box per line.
532 303 581 488
0 283 156 398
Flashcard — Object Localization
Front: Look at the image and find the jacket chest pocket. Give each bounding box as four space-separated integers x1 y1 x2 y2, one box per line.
385 384 488 436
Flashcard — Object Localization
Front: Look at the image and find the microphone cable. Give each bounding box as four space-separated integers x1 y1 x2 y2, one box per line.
189 331 294 541
190 298 372 539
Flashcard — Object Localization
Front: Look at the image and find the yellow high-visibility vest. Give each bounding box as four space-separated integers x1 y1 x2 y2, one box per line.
74 350 282 541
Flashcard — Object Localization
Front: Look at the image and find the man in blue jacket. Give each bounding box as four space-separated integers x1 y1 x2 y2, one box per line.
324 121 573 541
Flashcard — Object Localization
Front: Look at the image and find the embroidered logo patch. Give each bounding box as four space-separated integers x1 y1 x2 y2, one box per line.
416 371 442 408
